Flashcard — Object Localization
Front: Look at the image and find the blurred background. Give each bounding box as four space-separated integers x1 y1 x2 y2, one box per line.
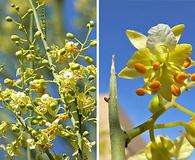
99 0 195 159
0 0 96 159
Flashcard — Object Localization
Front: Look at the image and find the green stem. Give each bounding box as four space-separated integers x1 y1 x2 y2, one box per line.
53 0 65 45
108 55 127 160
154 121 185 129
172 102 195 117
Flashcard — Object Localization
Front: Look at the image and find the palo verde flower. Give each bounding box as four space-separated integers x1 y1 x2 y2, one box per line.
145 135 175 160
183 117 195 147
119 24 192 101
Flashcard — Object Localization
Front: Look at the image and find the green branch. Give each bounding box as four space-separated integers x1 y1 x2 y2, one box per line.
108 55 128 160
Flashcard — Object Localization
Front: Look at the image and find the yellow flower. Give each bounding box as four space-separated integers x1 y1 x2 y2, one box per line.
119 24 192 101
145 135 175 160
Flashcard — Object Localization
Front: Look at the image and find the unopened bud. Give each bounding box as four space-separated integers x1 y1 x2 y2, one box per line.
88 86 96 92
136 88 146 96
149 80 161 89
184 57 191 68
15 50 23 57
171 84 181 96
42 59 49 65
11 35 20 41
90 40 97 47
18 25 23 30
12 126 20 133
89 21 95 27
15 6 19 11
134 63 146 74
152 62 161 70
66 33 74 39
28 9 33 14
88 75 95 81
5 16 12 22
4 78 13 86
69 63 80 70
84 56 94 64
34 31 41 39
190 73 195 81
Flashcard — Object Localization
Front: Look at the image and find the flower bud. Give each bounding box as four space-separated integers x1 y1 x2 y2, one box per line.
83 131 89 136
46 47 50 52
149 80 161 89
88 75 95 81
18 25 23 31
69 63 80 70
89 21 95 27
176 73 189 83
28 9 33 14
34 31 41 39
11 35 20 41
42 59 49 65
88 86 96 92
148 96 161 113
29 45 34 50
15 50 23 57
136 88 146 96
134 63 146 74
11 126 20 133
190 73 195 81
26 54 35 60
171 84 181 96
31 120 38 125
90 40 97 47
5 16 12 22
11 4 15 7
152 61 161 70
84 56 94 64
184 57 191 68
66 33 74 39
15 6 20 11
4 78 13 86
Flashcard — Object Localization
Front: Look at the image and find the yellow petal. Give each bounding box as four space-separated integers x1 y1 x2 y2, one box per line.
127 48 153 67
169 44 192 66
159 68 173 101
118 67 143 79
126 30 147 49
171 24 185 43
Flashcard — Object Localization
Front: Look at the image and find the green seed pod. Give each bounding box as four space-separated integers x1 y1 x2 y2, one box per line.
4 78 13 86
34 31 41 39
90 40 97 47
5 16 13 22
88 75 95 81
69 63 80 70
66 33 74 39
28 9 33 14
89 21 95 27
84 56 94 64
11 35 20 41
88 86 96 92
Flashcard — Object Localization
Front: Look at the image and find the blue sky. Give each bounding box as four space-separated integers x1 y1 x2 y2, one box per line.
99 0 195 155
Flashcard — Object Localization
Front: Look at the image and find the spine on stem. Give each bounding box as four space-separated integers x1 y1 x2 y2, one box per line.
109 55 126 160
